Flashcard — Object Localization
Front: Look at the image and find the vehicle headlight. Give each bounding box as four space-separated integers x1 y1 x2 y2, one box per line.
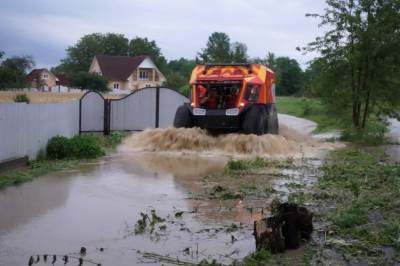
193 108 206 116
226 108 239 116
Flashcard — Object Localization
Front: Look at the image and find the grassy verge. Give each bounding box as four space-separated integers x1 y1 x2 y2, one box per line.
200 149 400 265
0 131 127 190
0 160 77 189
311 147 400 263
276 96 342 132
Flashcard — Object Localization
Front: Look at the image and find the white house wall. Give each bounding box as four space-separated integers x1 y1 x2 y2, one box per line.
138 57 166 81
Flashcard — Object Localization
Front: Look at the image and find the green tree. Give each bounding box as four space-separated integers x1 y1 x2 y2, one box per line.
266 52 277 69
230 42 248 63
165 58 196 96
198 32 232 63
164 72 186 89
199 32 250 63
0 54 35 89
68 72 109 92
306 0 400 128
129 37 168 74
256 52 304 96
57 33 129 73
274 57 304 96
167 58 196 78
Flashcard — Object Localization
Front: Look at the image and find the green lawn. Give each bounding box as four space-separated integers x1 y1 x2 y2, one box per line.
276 96 342 132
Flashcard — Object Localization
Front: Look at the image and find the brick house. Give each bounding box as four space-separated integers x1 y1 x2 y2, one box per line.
89 55 166 91
26 68 58 90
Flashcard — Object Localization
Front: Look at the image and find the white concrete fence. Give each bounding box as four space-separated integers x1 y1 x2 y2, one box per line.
0 101 79 162
0 87 188 164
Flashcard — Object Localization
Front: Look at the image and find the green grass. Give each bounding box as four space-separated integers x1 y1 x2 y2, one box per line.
276 96 342 132
317 147 400 254
224 157 269 174
0 160 77 189
0 131 128 189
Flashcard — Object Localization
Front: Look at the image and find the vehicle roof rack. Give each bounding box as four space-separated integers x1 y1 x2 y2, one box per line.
204 63 252 70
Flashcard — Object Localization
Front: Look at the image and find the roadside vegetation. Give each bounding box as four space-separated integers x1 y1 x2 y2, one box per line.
276 96 342 132
0 132 126 189
14 93 30 103
194 147 400 265
308 147 400 264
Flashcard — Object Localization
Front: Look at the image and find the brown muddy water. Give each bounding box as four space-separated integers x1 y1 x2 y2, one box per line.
0 115 343 266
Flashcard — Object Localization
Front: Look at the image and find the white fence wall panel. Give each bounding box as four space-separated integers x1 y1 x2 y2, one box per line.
159 88 189 128
0 101 79 162
110 88 157 131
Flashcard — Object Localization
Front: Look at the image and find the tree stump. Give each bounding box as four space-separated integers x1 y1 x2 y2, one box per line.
254 217 285 253
254 203 313 253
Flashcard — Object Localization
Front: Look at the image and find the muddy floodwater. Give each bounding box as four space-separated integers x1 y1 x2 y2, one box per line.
0 114 342 265
0 153 243 265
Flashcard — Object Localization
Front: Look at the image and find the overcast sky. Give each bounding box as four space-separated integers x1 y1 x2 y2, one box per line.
0 0 326 69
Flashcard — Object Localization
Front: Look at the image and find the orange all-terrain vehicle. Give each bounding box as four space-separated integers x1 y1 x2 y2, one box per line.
173 63 279 135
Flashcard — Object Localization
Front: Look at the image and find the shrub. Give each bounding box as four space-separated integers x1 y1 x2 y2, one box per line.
46 134 105 160
46 136 72 159
14 93 30 103
341 118 388 145
301 98 312 116
70 135 105 159
103 131 126 148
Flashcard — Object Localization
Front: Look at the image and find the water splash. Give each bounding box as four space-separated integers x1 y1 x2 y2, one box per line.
119 126 341 159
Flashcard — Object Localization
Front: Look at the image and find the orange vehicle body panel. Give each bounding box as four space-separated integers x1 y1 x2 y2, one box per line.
189 64 276 110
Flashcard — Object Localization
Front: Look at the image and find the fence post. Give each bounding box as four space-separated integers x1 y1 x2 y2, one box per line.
155 87 160 128
104 99 111 135
79 97 82 135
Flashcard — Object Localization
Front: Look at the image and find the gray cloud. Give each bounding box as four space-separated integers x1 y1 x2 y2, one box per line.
0 0 326 68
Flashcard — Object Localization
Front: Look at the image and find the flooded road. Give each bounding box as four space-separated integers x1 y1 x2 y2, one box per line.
0 115 341 265
0 154 254 265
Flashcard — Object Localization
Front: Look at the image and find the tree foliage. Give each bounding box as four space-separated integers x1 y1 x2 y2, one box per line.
253 52 304 96
129 37 168 74
198 32 249 63
55 33 168 75
230 42 249 63
68 71 109 92
164 72 187 91
165 58 196 95
275 57 304 96
306 0 400 128
57 33 129 73
0 53 35 89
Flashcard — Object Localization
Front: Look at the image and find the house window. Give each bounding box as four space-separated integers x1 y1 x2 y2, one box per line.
42 74 49 80
113 83 119 89
139 70 150 80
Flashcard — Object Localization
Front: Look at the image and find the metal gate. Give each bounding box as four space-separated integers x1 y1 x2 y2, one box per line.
79 87 189 134
79 91 105 133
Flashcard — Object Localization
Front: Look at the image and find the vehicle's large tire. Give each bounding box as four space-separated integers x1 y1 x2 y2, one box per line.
265 104 279 135
241 105 267 135
173 104 193 128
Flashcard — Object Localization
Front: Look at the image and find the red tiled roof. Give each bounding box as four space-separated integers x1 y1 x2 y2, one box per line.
26 68 47 81
95 55 147 81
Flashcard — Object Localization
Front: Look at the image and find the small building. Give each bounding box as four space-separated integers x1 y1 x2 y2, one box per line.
89 55 166 91
26 68 58 90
